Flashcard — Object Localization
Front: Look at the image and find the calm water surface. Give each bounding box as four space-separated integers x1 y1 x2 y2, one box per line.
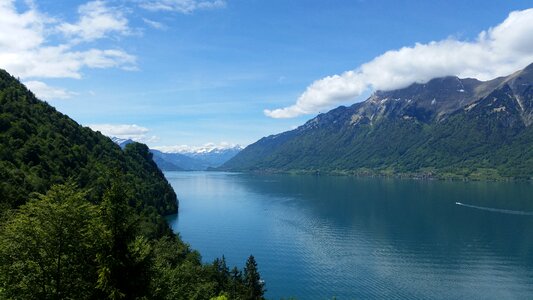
165 171 533 299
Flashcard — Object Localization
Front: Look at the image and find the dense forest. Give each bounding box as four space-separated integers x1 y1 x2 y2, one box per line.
0 69 265 299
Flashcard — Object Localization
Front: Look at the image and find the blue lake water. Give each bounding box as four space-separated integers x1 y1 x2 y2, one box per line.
165 171 533 299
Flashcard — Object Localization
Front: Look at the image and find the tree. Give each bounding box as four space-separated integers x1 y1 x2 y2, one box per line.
96 175 152 299
212 255 230 293
229 266 243 299
0 183 104 299
243 255 265 300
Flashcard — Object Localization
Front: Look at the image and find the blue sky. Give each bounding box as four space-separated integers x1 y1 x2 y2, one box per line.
1 0 533 149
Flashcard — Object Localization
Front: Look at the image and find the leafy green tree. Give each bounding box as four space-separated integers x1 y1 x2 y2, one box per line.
0 183 104 299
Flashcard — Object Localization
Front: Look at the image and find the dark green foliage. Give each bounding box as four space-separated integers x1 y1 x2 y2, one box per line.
95 177 152 299
243 255 265 300
0 69 177 214
0 181 265 300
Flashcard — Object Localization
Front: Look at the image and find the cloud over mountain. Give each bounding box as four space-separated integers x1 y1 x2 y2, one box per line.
264 8 533 118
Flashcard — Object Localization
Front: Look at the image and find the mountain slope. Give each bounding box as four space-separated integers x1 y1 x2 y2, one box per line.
221 63 533 179
150 149 202 171
148 147 242 171
0 69 177 214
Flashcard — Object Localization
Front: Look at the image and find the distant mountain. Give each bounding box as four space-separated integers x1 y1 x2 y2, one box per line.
178 145 243 167
149 150 205 171
111 137 135 148
221 63 533 180
110 140 242 171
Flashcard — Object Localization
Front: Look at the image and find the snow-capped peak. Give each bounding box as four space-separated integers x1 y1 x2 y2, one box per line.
152 142 244 154
111 137 130 144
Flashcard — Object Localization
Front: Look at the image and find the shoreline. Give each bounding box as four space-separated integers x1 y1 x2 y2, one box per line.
210 168 533 182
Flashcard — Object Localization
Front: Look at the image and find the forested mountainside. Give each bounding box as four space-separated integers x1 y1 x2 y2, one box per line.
222 63 533 180
0 69 265 299
0 69 176 214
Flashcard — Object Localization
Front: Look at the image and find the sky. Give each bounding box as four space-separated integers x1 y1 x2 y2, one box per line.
1 0 533 150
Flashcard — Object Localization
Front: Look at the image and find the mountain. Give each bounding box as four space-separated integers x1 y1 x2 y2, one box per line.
149 146 242 171
0 69 177 214
221 63 533 180
150 149 204 171
177 145 243 167
111 137 135 148
111 140 243 171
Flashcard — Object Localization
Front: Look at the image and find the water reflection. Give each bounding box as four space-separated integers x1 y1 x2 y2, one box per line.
166 172 533 299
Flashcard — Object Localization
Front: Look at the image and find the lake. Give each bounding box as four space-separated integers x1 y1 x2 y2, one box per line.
165 171 533 299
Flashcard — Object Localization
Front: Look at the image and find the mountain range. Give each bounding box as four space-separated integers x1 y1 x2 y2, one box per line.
221 63 533 180
111 137 242 171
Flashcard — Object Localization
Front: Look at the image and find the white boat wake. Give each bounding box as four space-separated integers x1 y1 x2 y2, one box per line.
455 202 533 216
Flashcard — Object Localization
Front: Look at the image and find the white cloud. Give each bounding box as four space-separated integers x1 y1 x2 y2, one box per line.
24 80 76 100
0 0 136 93
0 0 47 53
2 45 136 79
57 0 130 43
142 18 167 30
139 0 226 13
265 8 533 118
88 123 158 142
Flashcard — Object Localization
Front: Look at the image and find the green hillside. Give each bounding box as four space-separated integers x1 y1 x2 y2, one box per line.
0 69 265 299
222 64 533 180
0 69 176 214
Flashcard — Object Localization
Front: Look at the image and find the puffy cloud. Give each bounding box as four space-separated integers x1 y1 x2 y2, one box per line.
2 45 136 79
138 0 226 13
88 123 158 142
57 0 130 43
24 80 76 100
265 9 533 118
0 0 136 90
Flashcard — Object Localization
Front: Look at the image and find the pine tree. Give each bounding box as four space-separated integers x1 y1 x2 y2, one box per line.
229 266 243 299
243 255 265 300
96 175 151 299
213 255 231 293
